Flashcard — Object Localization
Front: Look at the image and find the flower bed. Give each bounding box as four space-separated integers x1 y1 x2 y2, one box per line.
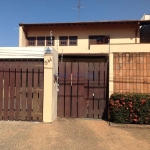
109 94 150 124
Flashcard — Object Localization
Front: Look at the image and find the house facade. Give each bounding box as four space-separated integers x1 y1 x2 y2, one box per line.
18 17 150 119
19 20 150 53
0 14 150 122
18 18 150 90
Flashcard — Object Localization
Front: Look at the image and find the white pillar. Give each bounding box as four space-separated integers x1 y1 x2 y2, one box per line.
109 53 114 97
43 47 58 123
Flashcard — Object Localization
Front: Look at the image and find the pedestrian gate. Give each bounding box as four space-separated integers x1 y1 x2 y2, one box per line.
0 59 44 121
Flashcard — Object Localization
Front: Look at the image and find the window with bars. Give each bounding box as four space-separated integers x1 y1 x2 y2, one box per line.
37 37 45 46
69 36 77 46
46 36 55 46
27 37 36 46
59 36 68 46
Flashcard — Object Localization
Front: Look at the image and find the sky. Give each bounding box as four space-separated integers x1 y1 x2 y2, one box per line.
0 0 150 47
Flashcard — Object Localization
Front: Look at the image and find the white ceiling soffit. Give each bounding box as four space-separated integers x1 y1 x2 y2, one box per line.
0 47 52 58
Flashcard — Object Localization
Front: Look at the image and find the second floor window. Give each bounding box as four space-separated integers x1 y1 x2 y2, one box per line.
89 35 109 45
59 36 68 46
46 36 55 46
140 25 150 43
69 36 77 46
28 37 36 46
37 37 45 46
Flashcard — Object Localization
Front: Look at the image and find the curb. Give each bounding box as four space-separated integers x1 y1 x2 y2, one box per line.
109 122 150 129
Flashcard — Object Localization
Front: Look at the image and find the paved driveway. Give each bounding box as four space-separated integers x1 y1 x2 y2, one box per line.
0 118 149 150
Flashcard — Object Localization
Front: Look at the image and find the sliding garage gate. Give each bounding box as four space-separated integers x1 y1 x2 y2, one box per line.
58 59 108 119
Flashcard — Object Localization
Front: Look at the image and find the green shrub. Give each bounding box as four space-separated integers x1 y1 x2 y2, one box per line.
109 94 150 124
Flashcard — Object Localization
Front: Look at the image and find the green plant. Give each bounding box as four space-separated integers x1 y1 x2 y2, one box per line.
109 93 150 124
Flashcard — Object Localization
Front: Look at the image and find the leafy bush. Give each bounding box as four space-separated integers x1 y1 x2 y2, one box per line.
109 94 150 124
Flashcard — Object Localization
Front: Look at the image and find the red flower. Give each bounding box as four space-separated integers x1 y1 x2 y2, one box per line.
134 115 138 118
133 119 138 122
121 98 125 101
122 102 125 105
130 110 134 113
141 99 146 104
109 102 114 106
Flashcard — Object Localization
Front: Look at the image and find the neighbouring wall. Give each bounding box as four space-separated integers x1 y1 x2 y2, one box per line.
113 53 150 94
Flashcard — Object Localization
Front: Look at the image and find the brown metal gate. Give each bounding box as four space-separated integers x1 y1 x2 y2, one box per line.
58 61 108 118
0 59 44 121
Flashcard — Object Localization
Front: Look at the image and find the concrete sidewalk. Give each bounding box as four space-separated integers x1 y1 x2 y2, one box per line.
0 118 149 150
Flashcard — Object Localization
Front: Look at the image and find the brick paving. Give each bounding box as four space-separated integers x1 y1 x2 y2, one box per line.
0 118 149 150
